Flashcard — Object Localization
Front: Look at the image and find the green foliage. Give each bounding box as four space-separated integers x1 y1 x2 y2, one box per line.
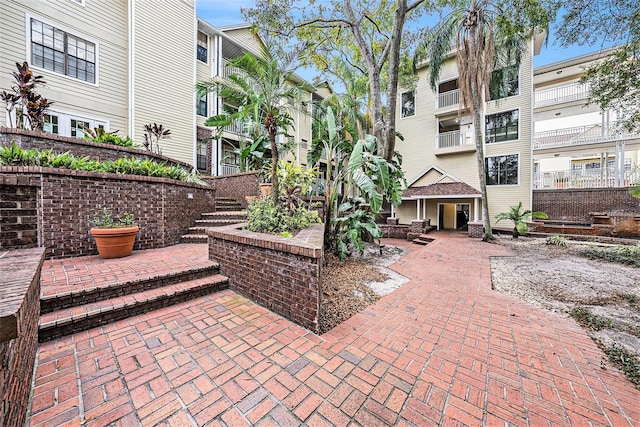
570 306 613 331
330 198 383 261
495 202 548 238
247 196 320 235
0 142 206 185
1 61 53 131
83 126 135 148
546 235 568 246
91 206 135 229
602 343 640 389
198 44 312 206
581 244 640 267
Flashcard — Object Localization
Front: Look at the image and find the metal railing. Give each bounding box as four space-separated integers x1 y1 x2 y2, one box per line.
222 119 249 137
437 130 474 149
534 82 590 107
437 89 460 109
533 122 640 149
220 163 240 175
534 167 640 189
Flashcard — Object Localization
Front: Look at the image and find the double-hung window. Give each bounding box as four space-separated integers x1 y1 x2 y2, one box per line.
485 110 519 143
197 31 208 63
401 91 415 118
30 18 96 83
197 93 208 117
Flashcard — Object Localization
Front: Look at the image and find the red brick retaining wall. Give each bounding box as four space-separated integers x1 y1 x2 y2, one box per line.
204 172 260 208
1 129 192 170
208 223 323 333
0 167 216 258
0 183 39 248
0 248 44 427
533 188 640 224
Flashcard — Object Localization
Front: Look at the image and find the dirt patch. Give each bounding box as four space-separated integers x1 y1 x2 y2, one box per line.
319 244 409 333
491 236 640 386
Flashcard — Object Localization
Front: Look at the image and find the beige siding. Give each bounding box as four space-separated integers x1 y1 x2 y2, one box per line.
0 0 128 132
133 0 195 165
221 27 263 55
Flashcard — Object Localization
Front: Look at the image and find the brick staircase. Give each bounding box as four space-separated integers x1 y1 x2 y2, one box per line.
180 197 247 243
39 257 229 342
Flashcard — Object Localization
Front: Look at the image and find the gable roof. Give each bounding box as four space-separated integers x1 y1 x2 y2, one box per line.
407 164 465 187
403 182 481 199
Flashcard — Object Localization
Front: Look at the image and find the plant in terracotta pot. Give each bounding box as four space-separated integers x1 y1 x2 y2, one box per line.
90 207 139 259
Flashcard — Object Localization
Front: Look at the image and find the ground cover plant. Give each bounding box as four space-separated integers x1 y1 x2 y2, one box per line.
82 126 135 148
0 142 205 185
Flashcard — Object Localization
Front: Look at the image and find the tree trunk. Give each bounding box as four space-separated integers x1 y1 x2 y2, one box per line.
468 28 493 241
266 114 279 207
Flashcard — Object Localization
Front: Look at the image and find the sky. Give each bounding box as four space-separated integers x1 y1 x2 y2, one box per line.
196 0 616 81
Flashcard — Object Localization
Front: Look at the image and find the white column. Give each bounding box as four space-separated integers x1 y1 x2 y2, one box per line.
422 199 426 219
416 199 421 220
620 141 626 186
614 143 621 187
474 198 479 222
391 204 396 218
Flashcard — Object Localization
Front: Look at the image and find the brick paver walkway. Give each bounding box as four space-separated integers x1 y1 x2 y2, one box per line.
29 233 640 426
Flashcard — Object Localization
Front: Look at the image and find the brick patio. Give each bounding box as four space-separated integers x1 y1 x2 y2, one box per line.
28 233 640 426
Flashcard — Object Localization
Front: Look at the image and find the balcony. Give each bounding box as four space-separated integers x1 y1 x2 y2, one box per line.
533 122 640 150
534 167 640 189
220 163 240 175
220 59 245 80
534 82 590 108
436 130 475 155
222 119 250 137
437 89 460 109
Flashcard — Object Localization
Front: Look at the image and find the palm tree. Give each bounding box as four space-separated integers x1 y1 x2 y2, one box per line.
420 0 549 241
197 45 312 205
495 202 548 238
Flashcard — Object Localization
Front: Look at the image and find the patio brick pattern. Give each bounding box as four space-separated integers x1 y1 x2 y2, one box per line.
28 233 640 426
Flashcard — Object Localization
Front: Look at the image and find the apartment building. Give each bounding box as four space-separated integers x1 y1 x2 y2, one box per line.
195 23 316 176
0 1 315 175
394 35 545 230
533 49 640 190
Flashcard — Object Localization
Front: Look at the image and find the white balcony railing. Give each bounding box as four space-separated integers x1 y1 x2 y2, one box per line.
437 89 460 109
222 119 250 137
534 167 640 189
437 130 474 149
534 82 590 108
534 122 639 150
220 163 240 175
221 59 245 80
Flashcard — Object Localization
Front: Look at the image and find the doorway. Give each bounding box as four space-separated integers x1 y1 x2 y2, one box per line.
438 203 470 230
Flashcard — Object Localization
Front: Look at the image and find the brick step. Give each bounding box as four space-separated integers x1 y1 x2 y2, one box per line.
195 219 245 227
39 275 229 342
215 204 243 212
202 211 247 220
411 234 435 246
180 234 208 244
40 263 220 314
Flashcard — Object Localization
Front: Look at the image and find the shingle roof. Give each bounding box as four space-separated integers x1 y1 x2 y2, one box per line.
403 182 481 198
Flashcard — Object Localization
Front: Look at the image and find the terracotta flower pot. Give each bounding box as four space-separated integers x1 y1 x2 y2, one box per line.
90 226 139 259
260 183 272 197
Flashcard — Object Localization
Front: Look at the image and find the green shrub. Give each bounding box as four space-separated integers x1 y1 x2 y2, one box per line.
546 235 568 246
247 196 320 235
83 127 135 148
581 244 640 267
0 142 205 185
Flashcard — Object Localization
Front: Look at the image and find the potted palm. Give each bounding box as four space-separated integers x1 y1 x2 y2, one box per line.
90 207 139 258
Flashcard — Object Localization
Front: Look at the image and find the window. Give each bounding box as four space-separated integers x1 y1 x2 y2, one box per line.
197 141 208 171
30 18 96 83
71 119 90 138
43 114 59 134
197 31 208 63
489 65 519 100
401 91 415 118
223 149 239 166
197 93 208 116
485 110 518 143
486 154 518 185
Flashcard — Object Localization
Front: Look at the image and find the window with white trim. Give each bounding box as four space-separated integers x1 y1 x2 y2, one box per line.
30 18 96 83
197 31 208 63
485 110 518 143
486 154 519 185
489 65 519 100
43 114 59 134
401 91 415 118
197 93 208 117
41 111 106 138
